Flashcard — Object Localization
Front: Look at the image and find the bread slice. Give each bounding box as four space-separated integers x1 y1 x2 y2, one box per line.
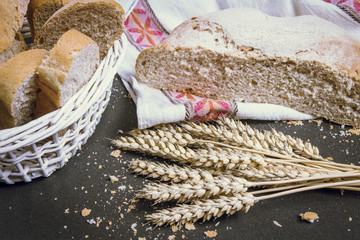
136 8 360 128
0 0 30 54
26 0 75 38
0 31 28 63
33 0 125 58
0 49 48 130
36 29 99 117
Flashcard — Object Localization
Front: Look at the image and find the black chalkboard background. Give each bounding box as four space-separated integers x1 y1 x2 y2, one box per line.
1 75 359 240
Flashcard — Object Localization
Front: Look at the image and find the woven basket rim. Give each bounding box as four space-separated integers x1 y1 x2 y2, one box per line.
0 34 128 154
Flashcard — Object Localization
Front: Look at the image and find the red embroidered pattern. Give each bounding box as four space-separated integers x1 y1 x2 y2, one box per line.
124 1 166 50
324 0 360 11
167 91 237 121
125 0 360 123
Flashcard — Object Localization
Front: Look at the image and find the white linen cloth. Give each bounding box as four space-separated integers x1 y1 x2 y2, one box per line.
117 0 360 129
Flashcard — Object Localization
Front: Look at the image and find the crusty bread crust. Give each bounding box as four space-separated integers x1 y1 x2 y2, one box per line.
136 8 360 127
0 0 30 53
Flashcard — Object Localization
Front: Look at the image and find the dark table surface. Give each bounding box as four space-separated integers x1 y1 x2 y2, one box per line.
1 75 360 240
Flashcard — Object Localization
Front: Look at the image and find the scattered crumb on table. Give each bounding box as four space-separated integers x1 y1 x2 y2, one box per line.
300 212 319 223
204 230 217 238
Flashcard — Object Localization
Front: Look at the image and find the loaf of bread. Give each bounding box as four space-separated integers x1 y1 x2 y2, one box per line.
136 8 360 128
33 0 125 58
27 0 75 37
36 29 99 117
0 49 48 130
0 0 30 57
0 31 28 63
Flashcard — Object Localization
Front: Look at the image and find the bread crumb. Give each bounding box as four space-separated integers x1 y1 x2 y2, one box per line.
131 223 137 236
109 175 119 183
81 208 91 217
348 128 360 135
287 120 303 126
309 119 323 126
204 230 217 238
185 222 195 230
349 217 352 221
110 150 121 158
273 221 282 227
171 225 178 232
127 205 135 212
85 235 89 239
168 235 175 240
300 212 319 223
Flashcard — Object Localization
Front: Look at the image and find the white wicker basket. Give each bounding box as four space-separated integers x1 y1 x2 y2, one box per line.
0 34 128 184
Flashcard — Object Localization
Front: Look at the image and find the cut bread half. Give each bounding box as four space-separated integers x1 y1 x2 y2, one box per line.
0 31 28 63
0 0 30 54
136 8 360 128
33 0 125 58
27 0 75 37
0 49 48 130
36 29 100 117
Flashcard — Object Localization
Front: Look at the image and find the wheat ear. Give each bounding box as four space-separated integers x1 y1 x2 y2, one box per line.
216 117 324 160
145 192 256 227
145 178 360 227
137 176 249 203
129 159 214 183
113 137 343 182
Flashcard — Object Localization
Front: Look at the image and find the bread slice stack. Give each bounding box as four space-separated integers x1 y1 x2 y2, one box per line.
0 49 48 130
36 29 100 117
136 8 360 128
0 0 125 130
32 0 125 58
0 0 30 62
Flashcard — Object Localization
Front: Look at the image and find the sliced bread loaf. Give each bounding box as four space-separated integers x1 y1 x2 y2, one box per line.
0 0 30 55
26 0 75 37
0 49 48 130
136 8 360 128
33 0 125 58
36 29 99 117
0 31 28 63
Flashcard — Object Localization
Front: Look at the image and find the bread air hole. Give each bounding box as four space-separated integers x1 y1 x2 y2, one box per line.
192 25 200 30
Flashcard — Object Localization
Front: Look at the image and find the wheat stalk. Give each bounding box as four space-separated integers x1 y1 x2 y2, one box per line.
113 134 356 183
137 176 249 203
145 178 360 227
216 117 324 160
145 192 256 227
129 159 215 183
113 136 263 171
